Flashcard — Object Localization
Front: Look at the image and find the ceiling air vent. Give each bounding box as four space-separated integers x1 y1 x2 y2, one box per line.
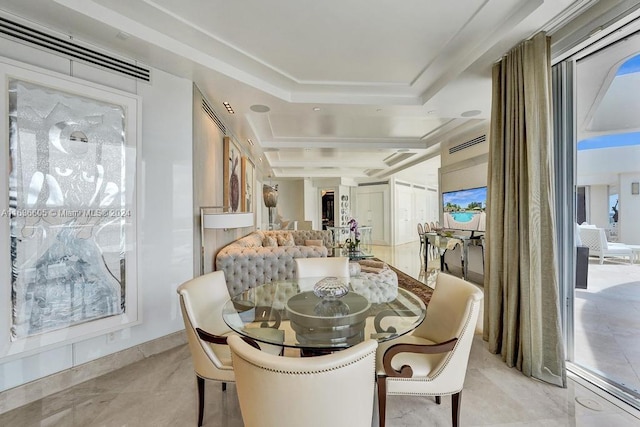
359 180 389 186
449 134 486 155
0 15 150 82
202 99 226 134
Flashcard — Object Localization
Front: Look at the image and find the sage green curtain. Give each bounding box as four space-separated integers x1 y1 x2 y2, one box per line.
483 32 566 387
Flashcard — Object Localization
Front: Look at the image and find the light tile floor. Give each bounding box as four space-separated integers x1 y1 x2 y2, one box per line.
1 243 639 426
574 258 640 395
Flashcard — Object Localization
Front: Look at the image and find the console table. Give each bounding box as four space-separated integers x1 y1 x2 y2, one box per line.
326 225 373 255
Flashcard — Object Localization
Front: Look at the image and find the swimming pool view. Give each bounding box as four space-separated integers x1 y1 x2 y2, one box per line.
450 212 475 222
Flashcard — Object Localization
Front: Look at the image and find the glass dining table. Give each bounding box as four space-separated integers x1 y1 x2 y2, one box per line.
221 276 427 354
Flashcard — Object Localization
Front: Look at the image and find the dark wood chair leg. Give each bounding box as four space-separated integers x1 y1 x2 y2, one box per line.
377 376 387 427
222 382 227 392
435 395 441 404
452 391 461 427
197 376 205 427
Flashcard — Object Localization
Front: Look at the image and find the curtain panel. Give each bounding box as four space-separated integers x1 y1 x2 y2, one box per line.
484 32 566 387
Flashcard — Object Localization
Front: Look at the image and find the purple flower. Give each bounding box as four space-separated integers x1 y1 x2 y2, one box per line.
347 218 360 240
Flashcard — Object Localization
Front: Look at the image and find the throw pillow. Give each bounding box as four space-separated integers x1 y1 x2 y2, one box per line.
304 239 323 247
361 265 384 274
263 235 278 247
359 259 386 269
276 232 295 247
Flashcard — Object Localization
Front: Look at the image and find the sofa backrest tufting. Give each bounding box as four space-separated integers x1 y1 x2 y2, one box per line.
263 230 333 248
215 230 333 295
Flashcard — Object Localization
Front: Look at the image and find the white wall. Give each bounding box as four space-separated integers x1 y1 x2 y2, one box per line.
0 42 193 391
414 186 427 226
426 188 439 223
193 87 255 273
394 181 416 245
440 125 489 167
436 126 488 279
256 178 264 229
277 180 305 223
355 183 391 245
620 173 640 244
303 178 319 229
587 185 610 228
438 124 489 225
577 145 640 244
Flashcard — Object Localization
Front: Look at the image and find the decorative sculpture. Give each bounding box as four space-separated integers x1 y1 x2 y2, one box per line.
263 184 278 226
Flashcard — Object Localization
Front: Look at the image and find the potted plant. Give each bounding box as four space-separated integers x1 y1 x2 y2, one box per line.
345 218 360 253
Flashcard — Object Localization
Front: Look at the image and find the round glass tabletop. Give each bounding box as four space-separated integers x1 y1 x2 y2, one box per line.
221 277 427 351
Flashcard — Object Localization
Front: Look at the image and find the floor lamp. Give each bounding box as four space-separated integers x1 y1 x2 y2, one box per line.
200 206 254 275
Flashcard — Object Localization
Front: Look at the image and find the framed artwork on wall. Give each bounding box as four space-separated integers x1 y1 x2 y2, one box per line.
241 157 255 213
0 60 141 358
223 136 242 213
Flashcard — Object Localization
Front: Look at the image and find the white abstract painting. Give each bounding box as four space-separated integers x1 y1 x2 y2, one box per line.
8 79 131 340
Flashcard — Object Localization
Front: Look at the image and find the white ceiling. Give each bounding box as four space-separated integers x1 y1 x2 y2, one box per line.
0 0 588 186
577 29 640 140
574 26 640 189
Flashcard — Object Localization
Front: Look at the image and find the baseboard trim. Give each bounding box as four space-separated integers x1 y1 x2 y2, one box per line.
0 331 187 414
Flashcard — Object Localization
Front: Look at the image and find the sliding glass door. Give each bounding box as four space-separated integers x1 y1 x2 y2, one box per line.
555 26 640 409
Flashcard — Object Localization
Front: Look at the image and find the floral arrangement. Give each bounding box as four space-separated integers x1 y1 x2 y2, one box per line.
345 218 360 251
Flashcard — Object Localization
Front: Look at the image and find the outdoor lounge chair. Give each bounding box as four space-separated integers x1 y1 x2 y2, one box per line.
578 226 632 264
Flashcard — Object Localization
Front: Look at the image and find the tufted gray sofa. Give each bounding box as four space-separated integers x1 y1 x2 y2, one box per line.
216 229 333 295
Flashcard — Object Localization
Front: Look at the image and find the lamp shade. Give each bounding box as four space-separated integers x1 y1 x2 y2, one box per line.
203 212 254 229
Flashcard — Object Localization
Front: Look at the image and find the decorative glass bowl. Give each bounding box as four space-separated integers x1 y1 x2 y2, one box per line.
313 276 349 300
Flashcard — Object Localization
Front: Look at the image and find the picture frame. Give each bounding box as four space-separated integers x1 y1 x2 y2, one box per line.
241 157 255 212
223 136 242 212
0 59 141 358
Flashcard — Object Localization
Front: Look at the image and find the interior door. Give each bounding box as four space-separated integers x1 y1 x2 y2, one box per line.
356 185 389 245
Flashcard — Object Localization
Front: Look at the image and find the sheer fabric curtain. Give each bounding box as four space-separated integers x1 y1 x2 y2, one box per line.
484 32 566 387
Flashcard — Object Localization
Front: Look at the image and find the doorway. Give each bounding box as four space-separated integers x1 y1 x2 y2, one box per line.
321 190 334 230
556 25 640 409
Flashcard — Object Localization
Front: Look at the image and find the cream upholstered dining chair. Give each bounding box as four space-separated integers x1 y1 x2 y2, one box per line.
177 271 282 427
228 335 378 427
295 256 350 279
376 272 483 427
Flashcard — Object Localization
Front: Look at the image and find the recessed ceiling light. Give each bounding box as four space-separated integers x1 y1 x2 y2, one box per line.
223 102 235 114
250 104 270 113
427 110 437 115
247 139 254 146
259 157 263 162
397 149 410 153
313 107 321 112
116 31 130 41
461 109 481 117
